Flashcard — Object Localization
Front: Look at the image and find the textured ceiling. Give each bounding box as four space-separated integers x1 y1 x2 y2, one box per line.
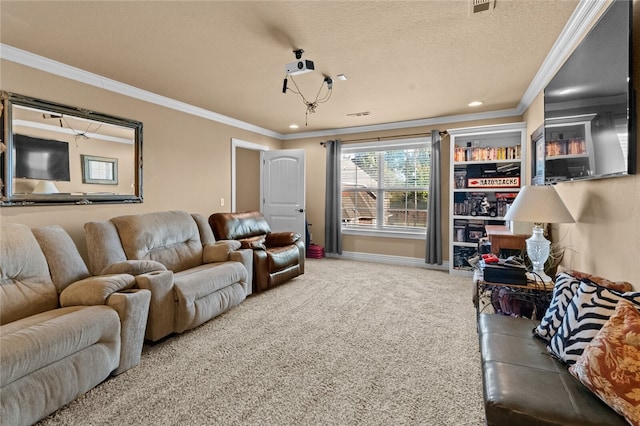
0 0 580 136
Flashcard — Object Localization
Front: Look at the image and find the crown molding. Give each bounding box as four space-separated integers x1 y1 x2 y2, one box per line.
0 0 599 141
280 108 522 140
517 0 610 114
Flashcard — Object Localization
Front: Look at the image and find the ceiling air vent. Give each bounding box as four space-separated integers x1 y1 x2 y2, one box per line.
346 111 371 117
471 0 494 14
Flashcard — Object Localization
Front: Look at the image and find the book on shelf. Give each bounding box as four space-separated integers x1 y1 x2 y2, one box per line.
454 145 521 162
454 169 467 189
496 192 518 217
546 138 586 157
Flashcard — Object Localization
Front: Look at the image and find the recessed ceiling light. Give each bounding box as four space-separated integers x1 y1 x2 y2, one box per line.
468 101 484 107
337 74 348 81
289 124 299 129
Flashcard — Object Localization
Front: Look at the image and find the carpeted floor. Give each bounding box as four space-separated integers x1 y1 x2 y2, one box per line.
39 258 484 426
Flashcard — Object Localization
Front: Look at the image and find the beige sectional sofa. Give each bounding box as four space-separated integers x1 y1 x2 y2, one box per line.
84 210 252 342
0 223 151 426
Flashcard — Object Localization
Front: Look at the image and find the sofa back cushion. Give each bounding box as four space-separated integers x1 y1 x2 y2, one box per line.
192 213 216 245
0 223 58 325
84 220 129 275
209 211 271 240
32 225 91 292
111 211 203 273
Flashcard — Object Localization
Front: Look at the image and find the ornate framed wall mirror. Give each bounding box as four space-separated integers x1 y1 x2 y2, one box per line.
1 92 143 205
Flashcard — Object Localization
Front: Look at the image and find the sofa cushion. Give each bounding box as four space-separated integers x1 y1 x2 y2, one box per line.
267 246 301 271
557 266 633 293
100 260 167 276
239 236 267 250
32 225 91 292
478 314 628 426
111 211 203 273
534 272 580 342
569 300 640 425
59 274 136 307
172 262 248 332
483 361 627 426
84 221 129 276
173 262 247 302
0 305 120 387
548 279 640 365
209 211 271 240
203 241 242 263
0 224 58 325
265 232 301 247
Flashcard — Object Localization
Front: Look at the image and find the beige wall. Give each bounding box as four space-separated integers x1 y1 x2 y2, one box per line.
236 147 261 212
0 60 282 259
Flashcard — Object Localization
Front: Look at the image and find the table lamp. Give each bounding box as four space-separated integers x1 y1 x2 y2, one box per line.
32 180 60 194
503 185 574 282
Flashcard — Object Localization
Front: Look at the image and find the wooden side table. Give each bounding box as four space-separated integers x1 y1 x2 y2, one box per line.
484 225 527 255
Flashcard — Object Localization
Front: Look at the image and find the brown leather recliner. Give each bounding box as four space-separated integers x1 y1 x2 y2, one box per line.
209 211 305 294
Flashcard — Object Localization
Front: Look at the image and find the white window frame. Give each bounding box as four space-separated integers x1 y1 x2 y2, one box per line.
341 136 431 239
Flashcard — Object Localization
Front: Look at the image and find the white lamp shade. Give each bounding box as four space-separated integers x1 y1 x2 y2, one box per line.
32 180 60 194
503 185 575 224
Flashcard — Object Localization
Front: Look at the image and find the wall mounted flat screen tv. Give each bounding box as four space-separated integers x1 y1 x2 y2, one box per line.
13 134 71 181
542 0 635 184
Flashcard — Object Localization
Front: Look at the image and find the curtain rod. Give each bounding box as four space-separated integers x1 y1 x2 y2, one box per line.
320 130 448 146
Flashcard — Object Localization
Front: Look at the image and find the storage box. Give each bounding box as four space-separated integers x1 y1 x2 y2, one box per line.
482 262 527 285
307 244 325 259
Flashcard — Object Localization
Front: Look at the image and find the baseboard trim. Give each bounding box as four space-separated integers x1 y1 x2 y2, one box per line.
325 251 449 271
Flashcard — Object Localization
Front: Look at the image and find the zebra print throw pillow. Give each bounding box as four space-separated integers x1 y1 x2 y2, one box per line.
548 279 640 365
533 272 580 342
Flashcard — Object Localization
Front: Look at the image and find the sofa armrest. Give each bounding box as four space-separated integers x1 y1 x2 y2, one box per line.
100 260 167 276
134 270 175 342
107 289 151 375
203 240 242 263
265 232 301 248
60 274 136 307
229 248 253 296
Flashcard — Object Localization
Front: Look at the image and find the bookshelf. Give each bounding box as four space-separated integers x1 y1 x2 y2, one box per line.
448 123 526 275
541 114 595 184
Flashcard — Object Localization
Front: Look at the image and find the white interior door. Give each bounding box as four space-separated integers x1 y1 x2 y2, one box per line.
262 149 306 243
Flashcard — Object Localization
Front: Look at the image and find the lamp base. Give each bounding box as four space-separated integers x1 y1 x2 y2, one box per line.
526 225 551 283
530 269 553 283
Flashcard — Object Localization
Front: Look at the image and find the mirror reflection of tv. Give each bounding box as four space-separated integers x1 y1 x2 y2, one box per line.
13 134 71 181
543 0 636 184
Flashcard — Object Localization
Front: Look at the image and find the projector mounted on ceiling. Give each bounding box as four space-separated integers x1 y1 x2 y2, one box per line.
281 49 332 126
285 49 315 75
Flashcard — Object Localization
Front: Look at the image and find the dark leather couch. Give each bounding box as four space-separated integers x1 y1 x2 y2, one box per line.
209 211 305 294
478 313 626 426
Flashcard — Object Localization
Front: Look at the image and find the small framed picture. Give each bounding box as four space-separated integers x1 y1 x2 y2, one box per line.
81 155 118 185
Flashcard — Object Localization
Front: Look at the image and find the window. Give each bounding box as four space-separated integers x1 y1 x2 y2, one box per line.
341 137 431 235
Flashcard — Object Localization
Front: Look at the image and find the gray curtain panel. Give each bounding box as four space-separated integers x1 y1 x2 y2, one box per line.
324 140 342 255
425 130 442 265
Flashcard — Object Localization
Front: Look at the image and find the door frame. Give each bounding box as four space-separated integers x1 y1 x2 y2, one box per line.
231 138 269 212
